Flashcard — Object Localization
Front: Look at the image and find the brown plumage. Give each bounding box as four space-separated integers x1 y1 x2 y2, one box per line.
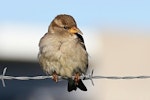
38 14 88 92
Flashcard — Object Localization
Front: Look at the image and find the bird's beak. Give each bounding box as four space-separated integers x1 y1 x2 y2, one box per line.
68 26 83 35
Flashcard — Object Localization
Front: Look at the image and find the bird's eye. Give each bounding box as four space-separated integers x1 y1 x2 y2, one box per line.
64 26 69 30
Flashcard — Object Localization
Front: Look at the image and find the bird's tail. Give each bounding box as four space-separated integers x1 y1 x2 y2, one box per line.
68 78 87 92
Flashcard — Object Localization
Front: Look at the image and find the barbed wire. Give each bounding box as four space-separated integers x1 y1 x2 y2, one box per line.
1 67 150 87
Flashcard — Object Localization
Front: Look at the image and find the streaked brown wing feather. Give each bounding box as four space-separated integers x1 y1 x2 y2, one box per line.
76 33 86 50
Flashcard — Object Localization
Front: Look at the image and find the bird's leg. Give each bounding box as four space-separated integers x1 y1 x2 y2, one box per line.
52 71 58 82
74 73 80 85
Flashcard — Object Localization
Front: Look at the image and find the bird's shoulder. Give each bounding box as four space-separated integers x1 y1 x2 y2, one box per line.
39 33 53 46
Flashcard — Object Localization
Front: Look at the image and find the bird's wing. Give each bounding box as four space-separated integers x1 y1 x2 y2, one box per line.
76 33 86 50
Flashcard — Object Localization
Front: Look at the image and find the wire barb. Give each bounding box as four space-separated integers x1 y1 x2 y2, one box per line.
1 67 7 87
89 69 94 86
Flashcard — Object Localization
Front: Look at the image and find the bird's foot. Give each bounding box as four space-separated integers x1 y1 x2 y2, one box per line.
74 73 80 85
52 71 58 82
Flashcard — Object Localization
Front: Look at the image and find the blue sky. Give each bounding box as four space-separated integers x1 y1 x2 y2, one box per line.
0 0 150 60
0 0 150 28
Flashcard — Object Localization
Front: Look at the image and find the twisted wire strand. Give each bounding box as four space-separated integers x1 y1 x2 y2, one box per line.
1 67 150 87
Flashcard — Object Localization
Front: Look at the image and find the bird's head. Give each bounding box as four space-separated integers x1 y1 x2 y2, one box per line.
49 14 83 35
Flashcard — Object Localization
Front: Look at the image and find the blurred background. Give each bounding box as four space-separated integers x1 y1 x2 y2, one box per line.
0 0 150 100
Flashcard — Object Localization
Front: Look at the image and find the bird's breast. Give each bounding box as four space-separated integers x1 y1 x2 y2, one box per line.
39 34 88 77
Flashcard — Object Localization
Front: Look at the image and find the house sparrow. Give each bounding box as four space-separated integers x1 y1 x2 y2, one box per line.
38 14 88 92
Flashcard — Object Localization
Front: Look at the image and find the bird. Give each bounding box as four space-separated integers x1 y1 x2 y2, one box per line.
38 14 88 92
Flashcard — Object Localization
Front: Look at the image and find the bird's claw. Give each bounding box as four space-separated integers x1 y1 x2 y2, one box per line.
52 72 58 82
